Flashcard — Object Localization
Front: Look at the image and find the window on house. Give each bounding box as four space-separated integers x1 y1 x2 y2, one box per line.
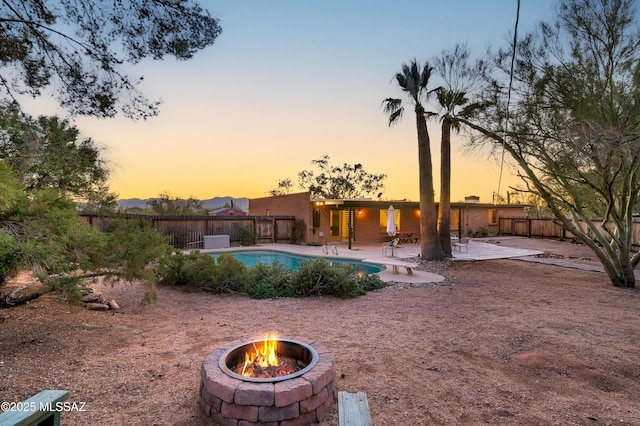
488 208 497 225
380 209 401 231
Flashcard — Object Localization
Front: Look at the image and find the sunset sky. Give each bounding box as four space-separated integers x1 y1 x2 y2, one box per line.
40 1 555 203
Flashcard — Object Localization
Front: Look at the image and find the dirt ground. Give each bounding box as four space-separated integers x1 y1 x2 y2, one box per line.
1 238 639 425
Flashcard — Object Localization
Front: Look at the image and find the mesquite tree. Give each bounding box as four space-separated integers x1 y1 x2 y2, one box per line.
463 0 640 287
0 0 221 119
295 155 387 200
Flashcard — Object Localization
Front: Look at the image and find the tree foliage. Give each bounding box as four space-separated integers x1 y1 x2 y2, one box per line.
0 162 172 303
146 191 204 215
267 178 294 196
0 161 25 283
272 155 386 199
0 102 116 209
0 0 221 119
0 110 173 303
464 0 640 287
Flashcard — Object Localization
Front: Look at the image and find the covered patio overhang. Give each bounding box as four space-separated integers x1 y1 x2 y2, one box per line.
312 199 420 249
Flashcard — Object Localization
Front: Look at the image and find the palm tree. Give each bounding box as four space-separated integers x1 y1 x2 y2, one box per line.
383 60 445 260
434 89 480 255
433 44 488 256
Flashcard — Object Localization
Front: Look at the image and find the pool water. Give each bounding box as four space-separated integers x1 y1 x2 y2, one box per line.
211 250 384 274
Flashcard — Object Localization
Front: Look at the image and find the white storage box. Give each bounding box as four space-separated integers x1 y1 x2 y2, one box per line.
203 235 230 249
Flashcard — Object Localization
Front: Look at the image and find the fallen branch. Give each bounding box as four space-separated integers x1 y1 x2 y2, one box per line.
0 278 51 307
0 268 155 308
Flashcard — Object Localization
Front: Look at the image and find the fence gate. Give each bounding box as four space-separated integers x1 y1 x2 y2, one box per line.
512 218 530 236
256 218 274 242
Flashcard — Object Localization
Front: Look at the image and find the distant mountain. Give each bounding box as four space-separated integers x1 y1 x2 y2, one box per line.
117 198 147 210
117 197 249 211
201 197 249 211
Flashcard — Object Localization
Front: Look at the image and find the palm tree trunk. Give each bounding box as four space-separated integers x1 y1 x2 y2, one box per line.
439 116 452 256
416 105 445 260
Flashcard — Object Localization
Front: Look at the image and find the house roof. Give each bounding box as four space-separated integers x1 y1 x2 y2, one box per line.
313 198 530 209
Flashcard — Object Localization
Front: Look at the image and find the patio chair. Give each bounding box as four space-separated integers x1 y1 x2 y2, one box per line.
382 238 400 257
453 237 470 253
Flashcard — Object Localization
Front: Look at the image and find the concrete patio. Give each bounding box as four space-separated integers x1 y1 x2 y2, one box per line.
203 239 545 285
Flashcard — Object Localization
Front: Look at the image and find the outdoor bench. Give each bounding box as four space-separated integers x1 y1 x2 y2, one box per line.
0 389 69 426
338 391 372 426
364 258 414 275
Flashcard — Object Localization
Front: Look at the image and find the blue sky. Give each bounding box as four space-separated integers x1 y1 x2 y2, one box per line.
63 0 556 202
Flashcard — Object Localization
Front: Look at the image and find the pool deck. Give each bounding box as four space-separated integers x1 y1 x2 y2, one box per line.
200 239 545 285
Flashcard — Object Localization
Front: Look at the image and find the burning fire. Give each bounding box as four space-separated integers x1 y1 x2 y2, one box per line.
234 332 304 379
240 332 280 377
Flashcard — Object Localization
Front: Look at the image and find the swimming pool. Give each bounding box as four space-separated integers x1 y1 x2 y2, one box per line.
211 250 385 274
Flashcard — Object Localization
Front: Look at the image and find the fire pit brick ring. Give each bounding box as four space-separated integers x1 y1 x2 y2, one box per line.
200 336 336 425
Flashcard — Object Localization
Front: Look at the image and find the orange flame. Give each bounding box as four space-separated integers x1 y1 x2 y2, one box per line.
241 332 279 377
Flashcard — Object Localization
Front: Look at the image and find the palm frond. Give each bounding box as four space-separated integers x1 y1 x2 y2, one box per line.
388 108 404 126
382 98 405 126
419 62 434 90
387 59 437 114
394 72 407 89
382 98 402 115
429 85 444 101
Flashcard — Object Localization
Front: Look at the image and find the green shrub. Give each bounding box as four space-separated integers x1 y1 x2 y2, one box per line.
237 225 257 246
247 261 294 299
291 258 361 298
158 251 187 285
290 219 307 245
159 251 386 299
214 253 249 293
159 252 248 293
356 272 386 293
169 227 189 249
159 251 217 287
100 217 173 284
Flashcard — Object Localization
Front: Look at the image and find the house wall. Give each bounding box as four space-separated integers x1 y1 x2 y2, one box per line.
352 206 421 242
249 192 529 243
462 207 488 236
354 207 380 241
249 192 317 242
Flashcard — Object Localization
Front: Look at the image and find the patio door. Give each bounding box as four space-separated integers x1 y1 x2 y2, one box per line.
329 209 352 241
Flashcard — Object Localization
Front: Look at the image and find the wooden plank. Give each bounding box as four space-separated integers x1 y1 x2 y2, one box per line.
338 391 372 426
0 389 69 426
363 259 414 268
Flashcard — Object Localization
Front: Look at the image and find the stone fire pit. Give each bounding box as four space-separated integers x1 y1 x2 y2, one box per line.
199 336 336 425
